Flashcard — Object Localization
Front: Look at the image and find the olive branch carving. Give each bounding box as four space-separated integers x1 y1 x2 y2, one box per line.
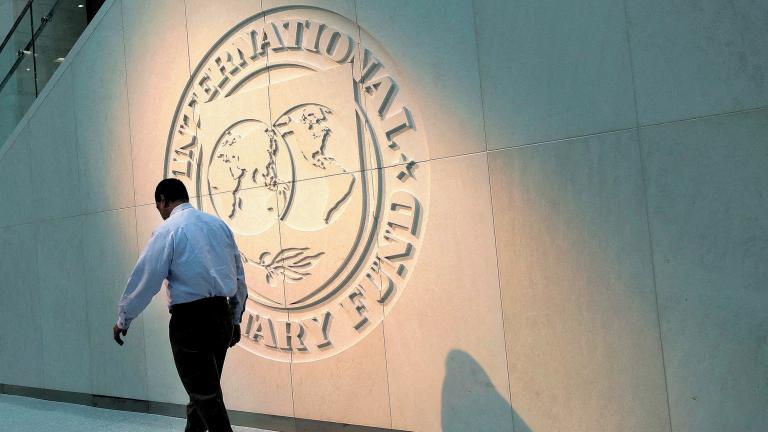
244 247 325 286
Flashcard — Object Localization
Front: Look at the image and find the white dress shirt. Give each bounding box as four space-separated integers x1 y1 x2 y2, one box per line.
116 203 248 329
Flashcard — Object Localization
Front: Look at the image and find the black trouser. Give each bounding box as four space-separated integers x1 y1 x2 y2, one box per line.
169 296 234 432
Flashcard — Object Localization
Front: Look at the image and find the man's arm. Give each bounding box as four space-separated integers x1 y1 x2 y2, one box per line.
229 246 248 326
115 229 174 334
226 227 248 347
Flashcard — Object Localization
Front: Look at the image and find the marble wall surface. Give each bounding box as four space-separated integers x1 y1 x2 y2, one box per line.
0 1 765 431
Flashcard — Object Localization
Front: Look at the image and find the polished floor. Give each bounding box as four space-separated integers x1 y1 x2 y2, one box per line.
0 394 272 432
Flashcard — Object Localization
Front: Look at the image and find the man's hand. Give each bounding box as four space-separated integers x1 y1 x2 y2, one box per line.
113 324 127 346
229 325 241 347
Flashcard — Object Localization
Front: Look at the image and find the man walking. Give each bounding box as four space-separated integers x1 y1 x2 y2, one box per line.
113 178 247 432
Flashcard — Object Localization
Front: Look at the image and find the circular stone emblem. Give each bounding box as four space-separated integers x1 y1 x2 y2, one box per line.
165 7 429 362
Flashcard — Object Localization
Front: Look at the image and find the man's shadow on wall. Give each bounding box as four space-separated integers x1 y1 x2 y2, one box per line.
441 350 532 432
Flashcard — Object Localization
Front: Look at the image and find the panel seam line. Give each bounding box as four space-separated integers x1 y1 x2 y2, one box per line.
471 1 516 430
621 0 674 430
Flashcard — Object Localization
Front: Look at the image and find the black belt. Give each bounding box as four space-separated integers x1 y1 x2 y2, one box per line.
170 296 229 314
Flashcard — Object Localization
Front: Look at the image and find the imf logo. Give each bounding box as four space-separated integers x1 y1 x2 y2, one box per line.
166 7 429 362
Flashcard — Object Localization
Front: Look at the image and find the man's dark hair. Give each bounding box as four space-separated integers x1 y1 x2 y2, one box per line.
155 178 189 203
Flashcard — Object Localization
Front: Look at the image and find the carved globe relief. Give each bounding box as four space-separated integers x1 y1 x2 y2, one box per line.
166 7 430 362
